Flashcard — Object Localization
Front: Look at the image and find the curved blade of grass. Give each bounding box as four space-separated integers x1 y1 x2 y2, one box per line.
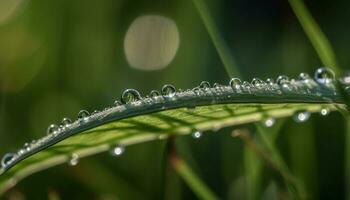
0 79 347 195
191 0 241 78
288 0 340 75
169 142 218 200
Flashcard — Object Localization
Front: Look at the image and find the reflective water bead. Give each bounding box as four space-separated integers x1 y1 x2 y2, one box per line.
161 84 176 97
251 78 264 87
293 111 310 123
149 90 161 98
320 108 330 116
314 67 335 84
1 153 15 168
192 131 202 139
229 78 242 89
266 78 274 84
298 72 310 81
213 83 221 88
276 75 290 85
47 124 59 135
121 89 142 103
199 81 210 89
114 100 122 106
110 145 125 157
78 110 90 120
69 153 79 166
264 117 275 127
61 118 72 126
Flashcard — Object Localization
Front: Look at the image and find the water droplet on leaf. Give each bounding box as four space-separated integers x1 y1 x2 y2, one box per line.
110 145 125 157
162 84 176 97
314 67 335 84
61 118 72 126
230 78 242 89
69 153 79 166
276 75 290 85
320 108 330 116
47 124 59 135
293 111 310 123
192 131 202 139
1 153 15 168
199 81 210 89
150 90 161 98
121 89 142 103
263 117 275 127
78 110 90 121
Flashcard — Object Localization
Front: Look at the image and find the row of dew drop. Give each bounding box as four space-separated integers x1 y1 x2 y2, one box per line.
0 67 340 170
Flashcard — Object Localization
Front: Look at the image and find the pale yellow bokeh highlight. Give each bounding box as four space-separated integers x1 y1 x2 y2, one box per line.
124 15 180 70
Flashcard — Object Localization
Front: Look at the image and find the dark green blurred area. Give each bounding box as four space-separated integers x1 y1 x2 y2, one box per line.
0 0 349 199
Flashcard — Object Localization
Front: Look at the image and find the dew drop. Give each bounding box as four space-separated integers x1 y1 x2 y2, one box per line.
213 83 221 88
293 111 310 123
162 84 176 97
1 153 15 168
110 145 125 157
298 72 310 81
192 131 202 139
78 110 90 121
276 75 290 85
320 108 330 116
69 153 79 166
263 117 275 127
251 78 264 87
61 118 72 126
149 90 161 98
199 81 210 89
314 67 335 84
229 78 242 89
266 78 274 85
114 100 122 106
23 143 31 151
47 124 59 135
121 89 142 104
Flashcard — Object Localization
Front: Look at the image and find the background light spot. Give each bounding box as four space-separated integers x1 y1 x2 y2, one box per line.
124 15 180 70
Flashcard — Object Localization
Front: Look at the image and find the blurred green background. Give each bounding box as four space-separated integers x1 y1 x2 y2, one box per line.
0 0 349 199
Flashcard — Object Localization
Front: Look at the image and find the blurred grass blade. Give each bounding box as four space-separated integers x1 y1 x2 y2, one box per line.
169 150 218 200
288 0 340 75
192 0 241 78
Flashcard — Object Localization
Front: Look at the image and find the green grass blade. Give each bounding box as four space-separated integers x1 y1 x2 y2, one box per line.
192 0 241 78
288 0 340 75
0 78 348 195
170 152 218 200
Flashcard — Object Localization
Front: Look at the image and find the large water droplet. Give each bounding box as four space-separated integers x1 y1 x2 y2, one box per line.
1 153 15 168
47 124 59 135
121 89 142 104
110 145 125 157
320 108 330 116
199 81 210 89
230 78 242 89
192 131 202 139
263 117 275 127
162 84 176 97
293 111 310 123
61 118 72 127
314 67 335 84
69 153 79 166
